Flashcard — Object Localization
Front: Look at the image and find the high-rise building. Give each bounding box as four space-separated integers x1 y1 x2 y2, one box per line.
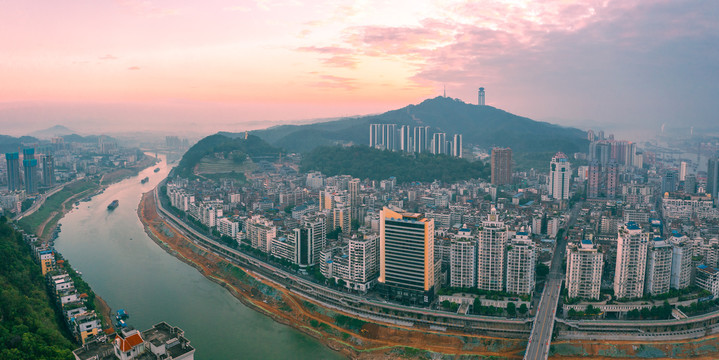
449 237 476 288
645 237 672 296
5 152 20 192
490 147 512 185
614 222 649 299
708 157 718 205
349 234 379 286
303 215 327 264
431 133 446 155
684 174 697 194
379 207 435 304
606 161 618 199
477 208 507 292
413 126 429 153
661 170 678 194
566 239 603 300
292 227 314 267
478 87 485 106
587 160 600 198
246 215 277 253
670 234 693 290
451 134 462 158
549 152 571 200
23 158 38 195
399 125 412 152
679 161 688 181
505 232 536 295
42 154 55 187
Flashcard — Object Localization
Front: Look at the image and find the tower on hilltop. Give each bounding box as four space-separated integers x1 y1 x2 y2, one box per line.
478 87 485 106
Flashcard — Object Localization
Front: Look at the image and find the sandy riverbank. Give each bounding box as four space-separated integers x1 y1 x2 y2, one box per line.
138 190 532 359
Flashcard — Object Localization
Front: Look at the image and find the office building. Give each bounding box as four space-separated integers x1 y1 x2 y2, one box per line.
549 152 571 200
679 161 687 181
477 208 507 292
490 147 512 185
505 232 536 295
614 222 649 299
379 207 435 304
5 152 20 192
645 237 672 296
587 160 600 198
566 239 603 300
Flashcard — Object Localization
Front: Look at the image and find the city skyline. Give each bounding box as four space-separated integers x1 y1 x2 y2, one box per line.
2 1 718 137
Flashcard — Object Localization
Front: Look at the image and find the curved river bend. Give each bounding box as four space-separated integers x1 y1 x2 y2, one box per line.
55 156 342 359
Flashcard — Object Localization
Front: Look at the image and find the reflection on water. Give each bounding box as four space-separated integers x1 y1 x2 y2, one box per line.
55 155 342 359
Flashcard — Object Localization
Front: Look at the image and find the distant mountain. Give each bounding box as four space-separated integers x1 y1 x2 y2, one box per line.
251 96 588 155
0 134 40 153
28 125 75 139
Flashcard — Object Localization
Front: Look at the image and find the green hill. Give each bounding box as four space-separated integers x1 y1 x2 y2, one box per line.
251 96 588 155
172 133 281 179
300 145 490 183
0 217 76 359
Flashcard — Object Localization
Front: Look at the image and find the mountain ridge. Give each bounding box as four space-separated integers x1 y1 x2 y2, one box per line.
248 96 588 155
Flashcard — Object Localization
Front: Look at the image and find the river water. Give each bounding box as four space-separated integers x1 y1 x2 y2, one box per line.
54 155 343 359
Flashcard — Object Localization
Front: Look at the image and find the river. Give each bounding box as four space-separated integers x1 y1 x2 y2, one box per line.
54 155 343 359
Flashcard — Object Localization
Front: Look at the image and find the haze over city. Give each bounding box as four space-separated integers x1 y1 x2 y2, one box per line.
2 0 718 137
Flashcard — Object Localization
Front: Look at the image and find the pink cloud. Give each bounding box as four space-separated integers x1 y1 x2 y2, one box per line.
128 66 141 70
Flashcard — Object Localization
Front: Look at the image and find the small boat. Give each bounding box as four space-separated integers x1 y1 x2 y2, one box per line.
107 200 119 210
140 177 149 184
154 167 160 173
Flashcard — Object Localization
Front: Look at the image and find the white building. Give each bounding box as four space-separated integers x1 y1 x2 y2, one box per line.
449 237 476 288
614 222 649 299
670 234 693 290
245 215 277 253
477 208 507 292
566 239 603 300
549 152 571 200
696 265 719 297
217 217 240 239
505 232 536 295
645 237 672 296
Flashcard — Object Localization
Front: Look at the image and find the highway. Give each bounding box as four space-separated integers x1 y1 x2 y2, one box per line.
13 182 67 221
524 203 578 359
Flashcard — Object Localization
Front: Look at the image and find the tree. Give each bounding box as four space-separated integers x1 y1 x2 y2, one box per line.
506 302 516 317
518 303 528 315
473 297 482 313
441 300 451 309
536 263 550 278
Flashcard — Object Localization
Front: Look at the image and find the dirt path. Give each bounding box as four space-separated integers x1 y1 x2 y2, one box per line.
138 191 529 359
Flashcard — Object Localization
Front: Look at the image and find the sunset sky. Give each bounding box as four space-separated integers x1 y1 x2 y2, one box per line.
1 0 718 136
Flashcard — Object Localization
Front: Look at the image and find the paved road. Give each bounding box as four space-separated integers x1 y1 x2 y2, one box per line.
13 183 66 221
524 203 580 360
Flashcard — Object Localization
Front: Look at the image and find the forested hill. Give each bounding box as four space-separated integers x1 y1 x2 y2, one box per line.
251 96 588 155
300 146 490 183
0 217 75 359
172 133 281 178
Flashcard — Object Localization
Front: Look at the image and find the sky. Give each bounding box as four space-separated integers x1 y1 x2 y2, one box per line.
1 0 718 137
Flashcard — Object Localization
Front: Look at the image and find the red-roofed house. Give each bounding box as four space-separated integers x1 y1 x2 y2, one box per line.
113 330 145 360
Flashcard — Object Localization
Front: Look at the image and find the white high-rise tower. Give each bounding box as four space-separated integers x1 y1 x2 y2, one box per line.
478 87 485 106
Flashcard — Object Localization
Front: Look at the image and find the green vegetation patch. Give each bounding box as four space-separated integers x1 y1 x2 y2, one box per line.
173 134 280 178
300 145 490 183
334 314 366 333
19 178 99 236
0 217 76 359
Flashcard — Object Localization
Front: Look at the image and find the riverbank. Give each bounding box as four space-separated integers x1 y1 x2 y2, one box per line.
19 154 159 242
138 189 529 359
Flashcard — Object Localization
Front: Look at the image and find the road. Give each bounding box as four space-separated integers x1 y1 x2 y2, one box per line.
524 203 580 360
12 183 66 221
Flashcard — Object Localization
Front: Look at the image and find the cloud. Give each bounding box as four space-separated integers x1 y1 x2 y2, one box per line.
116 0 181 17
128 66 141 70
99 54 118 60
310 74 357 90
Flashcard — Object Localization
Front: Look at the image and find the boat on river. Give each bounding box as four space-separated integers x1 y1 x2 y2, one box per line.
154 167 160 173
140 177 149 184
107 200 119 210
